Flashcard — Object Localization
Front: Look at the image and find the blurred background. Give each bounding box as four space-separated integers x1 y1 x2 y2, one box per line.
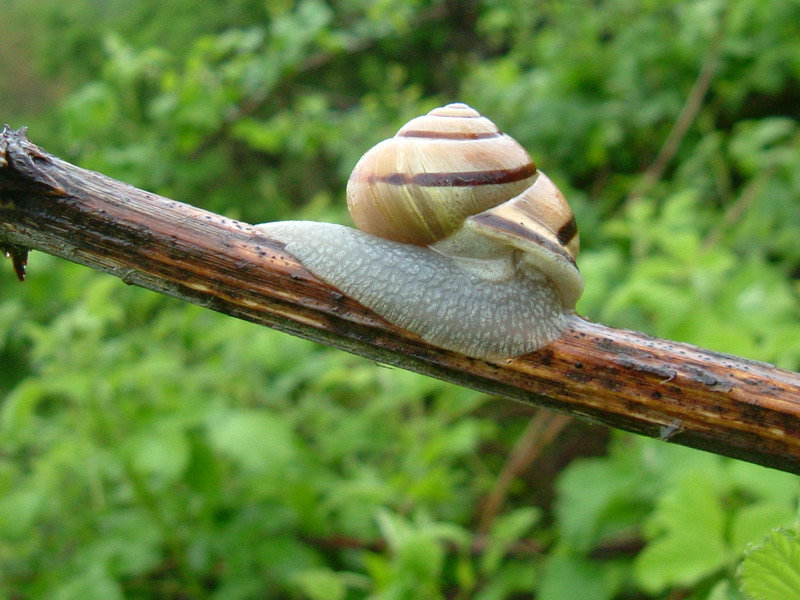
0 0 798 598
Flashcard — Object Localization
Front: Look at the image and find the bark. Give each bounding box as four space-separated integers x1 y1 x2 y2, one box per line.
1 126 799 473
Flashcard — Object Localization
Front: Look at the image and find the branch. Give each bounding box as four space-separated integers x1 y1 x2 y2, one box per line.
1 127 799 474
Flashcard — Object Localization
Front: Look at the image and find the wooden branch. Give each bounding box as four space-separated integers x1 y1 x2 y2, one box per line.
1 126 799 473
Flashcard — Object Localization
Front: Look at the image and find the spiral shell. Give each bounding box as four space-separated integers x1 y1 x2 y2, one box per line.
346 103 538 246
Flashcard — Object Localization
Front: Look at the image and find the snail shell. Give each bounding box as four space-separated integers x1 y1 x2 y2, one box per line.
257 103 584 359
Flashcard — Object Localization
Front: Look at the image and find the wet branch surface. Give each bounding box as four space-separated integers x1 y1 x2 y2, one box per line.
1 127 799 474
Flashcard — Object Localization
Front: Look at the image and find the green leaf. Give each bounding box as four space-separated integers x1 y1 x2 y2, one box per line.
0 379 46 439
0 487 45 539
208 409 298 473
52 565 124 600
293 569 347 600
481 507 540 574
635 472 728 593
474 561 537 600
127 424 190 483
708 579 747 600
538 552 616 600
555 451 644 552
739 529 800 600
727 461 800 506
184 435 223 497
74 510 162 577
377 511 444 583
730 118 797 174
730 502 797 553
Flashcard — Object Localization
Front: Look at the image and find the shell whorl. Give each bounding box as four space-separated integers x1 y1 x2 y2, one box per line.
346 103 538 246
467 173 583 308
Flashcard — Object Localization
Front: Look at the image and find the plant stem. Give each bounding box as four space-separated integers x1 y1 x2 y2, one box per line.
1 127 799 474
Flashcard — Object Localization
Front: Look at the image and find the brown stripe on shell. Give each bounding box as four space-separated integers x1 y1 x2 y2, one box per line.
556 216 578 245
468 212 577 266
369 162 537 188
397 129 500 140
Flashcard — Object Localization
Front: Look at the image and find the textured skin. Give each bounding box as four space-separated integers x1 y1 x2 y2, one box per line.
256 221 565 359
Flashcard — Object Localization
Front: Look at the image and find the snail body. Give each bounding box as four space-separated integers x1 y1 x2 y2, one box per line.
256 103 584 359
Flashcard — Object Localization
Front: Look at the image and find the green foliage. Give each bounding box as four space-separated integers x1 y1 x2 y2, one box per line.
636 471 729 591
739 529 800 600
0 0 798 597
554 438 799 598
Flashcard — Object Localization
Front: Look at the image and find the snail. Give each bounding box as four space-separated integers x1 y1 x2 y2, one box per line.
256 103 584 359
